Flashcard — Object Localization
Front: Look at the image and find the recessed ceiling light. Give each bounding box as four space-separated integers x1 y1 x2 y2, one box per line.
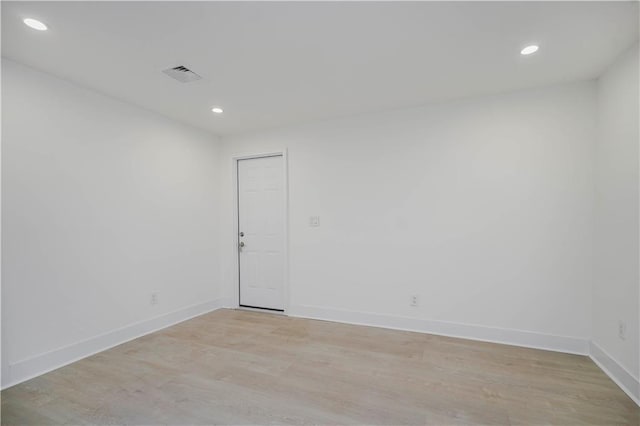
23 18 48 31
211 107 223 114
520 45 539 56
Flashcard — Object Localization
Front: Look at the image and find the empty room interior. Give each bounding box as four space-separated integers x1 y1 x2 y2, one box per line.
1 1 640 424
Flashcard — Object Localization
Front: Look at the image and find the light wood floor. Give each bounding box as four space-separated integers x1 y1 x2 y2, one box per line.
2 309 638 425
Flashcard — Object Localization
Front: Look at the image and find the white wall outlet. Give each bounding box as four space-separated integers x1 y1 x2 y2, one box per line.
618 320 627 340
150 292 158 306
410 294 419 307
309 216 320 227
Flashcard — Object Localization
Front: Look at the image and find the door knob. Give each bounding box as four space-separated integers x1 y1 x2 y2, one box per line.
239 241 245 249
239 232 244 237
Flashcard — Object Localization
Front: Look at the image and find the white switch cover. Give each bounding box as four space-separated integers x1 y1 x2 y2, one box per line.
309 216 320 227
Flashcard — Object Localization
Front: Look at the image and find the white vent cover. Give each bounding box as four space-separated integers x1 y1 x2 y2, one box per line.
162 65 202 83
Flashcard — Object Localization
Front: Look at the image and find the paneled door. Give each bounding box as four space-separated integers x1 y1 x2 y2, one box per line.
237 155 285 311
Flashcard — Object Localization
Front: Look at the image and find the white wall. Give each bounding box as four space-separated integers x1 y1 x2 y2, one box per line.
3 45 637 401
592 43 640 401
1 59 222 387
219 81 597 351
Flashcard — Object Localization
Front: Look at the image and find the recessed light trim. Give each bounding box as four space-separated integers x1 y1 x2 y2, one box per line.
23 18 47 31
520 45 539 55
211 107 224 114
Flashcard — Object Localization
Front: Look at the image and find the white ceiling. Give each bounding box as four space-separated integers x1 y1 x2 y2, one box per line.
2 1 638 136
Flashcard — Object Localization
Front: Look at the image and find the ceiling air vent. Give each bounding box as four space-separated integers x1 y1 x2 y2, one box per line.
162 65 202 83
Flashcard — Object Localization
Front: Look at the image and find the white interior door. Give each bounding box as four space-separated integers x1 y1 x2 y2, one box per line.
237 155 285 311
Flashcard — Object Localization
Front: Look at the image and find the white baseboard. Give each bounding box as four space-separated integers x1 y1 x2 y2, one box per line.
589 341 640 406
288 304 590 355
2 298 226 390
10 300 637 409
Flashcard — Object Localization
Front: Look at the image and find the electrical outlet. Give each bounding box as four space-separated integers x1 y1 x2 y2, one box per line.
618 320 627 341
309 216 320 227
150 292 158 306
410 294 419 307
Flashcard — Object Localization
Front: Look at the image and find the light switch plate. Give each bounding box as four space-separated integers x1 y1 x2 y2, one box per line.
309 216 320 227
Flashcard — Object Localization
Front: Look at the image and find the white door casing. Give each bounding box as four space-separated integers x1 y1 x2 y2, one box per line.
237 155 286 310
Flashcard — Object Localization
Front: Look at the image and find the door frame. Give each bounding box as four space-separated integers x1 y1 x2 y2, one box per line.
231 150 289 313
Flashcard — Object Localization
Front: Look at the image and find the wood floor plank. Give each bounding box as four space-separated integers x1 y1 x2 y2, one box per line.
2 309 638 425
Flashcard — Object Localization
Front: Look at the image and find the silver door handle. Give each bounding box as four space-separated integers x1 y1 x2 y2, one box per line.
239 241 245 249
